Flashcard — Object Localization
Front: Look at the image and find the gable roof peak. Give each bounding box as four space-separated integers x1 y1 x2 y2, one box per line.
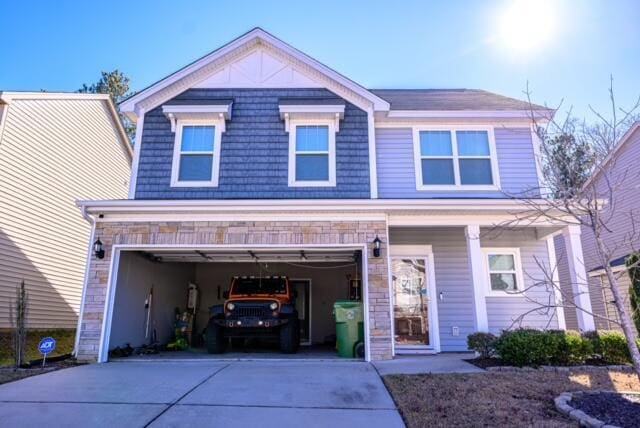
119 28 390 119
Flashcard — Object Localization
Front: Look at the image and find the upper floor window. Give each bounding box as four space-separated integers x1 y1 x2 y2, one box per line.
413 127 499 190
170 121 222 187
288 121 336 187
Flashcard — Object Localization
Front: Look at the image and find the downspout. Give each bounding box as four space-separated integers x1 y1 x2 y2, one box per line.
73 205 96 357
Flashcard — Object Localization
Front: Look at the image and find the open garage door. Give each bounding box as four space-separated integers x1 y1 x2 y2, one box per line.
101 246 367 362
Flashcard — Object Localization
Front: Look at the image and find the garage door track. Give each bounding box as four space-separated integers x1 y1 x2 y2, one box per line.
0 361 404 427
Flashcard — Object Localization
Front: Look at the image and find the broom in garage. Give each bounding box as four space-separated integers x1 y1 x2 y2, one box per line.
144 285 154 344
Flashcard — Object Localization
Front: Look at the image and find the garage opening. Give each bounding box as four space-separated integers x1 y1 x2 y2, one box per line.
104 247 366 361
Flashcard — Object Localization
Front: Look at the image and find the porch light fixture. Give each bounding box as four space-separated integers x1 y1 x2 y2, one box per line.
93 239 105 259
372 236 382 258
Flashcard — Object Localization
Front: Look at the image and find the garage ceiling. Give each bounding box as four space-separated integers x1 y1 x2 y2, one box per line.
140 248 362 264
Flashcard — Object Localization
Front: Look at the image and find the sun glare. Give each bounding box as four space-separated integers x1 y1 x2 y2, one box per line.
500 0 556 52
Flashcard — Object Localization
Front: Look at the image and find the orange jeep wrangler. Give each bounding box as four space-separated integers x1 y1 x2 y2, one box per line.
206 276 300 354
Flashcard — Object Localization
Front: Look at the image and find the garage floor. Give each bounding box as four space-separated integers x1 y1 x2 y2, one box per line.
0 361 404 427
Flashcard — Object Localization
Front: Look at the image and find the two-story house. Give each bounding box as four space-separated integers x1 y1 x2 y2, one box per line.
74 28 595 362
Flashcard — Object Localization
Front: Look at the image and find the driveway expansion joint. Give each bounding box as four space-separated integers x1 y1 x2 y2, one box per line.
143 363 231 427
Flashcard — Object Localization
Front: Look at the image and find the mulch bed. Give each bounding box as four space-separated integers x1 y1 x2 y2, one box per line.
464 357 504 369
383 370 640 428
0 360 83 386
571 392 640 428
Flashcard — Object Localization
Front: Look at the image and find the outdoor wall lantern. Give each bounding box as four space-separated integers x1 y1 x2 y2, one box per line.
93 239 105 259
372 236 382 258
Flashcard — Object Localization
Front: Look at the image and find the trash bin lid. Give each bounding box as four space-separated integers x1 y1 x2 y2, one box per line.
334 300 364 322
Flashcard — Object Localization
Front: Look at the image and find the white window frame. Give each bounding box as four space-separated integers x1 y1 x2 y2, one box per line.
482 247 525 297
412 125 500 191
170 119 223 187
288 119 336 187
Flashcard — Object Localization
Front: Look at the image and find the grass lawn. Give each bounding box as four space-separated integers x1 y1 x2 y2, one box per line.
384 370 640 427
0 329 75 367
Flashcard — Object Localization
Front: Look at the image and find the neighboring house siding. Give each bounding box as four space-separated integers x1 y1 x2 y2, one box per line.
579 128 640 331
597 273 637 333
375 127 540 198
483 228 559 333
0 98 130 329
134 88 370 199
582 129 640 269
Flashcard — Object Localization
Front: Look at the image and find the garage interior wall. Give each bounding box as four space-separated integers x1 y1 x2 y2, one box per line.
194 262 356 345
109 252 194 349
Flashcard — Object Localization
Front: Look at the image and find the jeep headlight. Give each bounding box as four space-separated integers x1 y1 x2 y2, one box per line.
226 302 235 311
269 302 278 311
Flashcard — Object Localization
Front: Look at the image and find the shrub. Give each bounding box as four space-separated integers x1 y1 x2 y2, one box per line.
551 330 593 365
494 329 554 367
467 332 497 359
587 330 632 364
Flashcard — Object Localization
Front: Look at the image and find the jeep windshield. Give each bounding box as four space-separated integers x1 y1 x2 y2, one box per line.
231 278 287 295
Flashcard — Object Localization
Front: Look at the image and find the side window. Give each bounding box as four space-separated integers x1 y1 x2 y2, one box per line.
483 248 524 296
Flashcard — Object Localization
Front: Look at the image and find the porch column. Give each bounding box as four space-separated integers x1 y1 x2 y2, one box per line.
546 236 567 330
466 225 488 332
562 225 596 331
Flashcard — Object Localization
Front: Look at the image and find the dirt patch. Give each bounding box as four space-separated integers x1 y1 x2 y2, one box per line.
571 392 640 428
0 360 82 386
383 370 640 428
0 329 76 367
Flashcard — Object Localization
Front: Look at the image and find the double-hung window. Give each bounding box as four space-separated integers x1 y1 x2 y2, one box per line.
414 127 498 190
171 122 221 187
288 122 336 186
483 248 524 296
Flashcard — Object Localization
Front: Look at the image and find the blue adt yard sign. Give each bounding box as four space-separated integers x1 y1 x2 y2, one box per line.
39 337 56 367
39 337 56 355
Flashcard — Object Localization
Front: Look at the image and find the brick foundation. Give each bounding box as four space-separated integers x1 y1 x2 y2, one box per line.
77 220 392 361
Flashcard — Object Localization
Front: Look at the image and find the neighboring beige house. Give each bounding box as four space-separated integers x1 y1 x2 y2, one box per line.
556 122 640 334
0 92 132 329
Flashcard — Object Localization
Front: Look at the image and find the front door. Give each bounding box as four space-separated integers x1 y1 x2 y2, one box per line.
392 258 430 347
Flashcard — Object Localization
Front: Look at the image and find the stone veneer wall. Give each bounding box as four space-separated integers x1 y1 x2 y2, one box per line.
78 220 392 361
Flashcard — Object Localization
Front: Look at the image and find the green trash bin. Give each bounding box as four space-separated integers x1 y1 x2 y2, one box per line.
333 300 364 358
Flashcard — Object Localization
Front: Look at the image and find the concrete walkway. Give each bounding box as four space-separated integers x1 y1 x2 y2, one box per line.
374 353 484 375
0 361 404 428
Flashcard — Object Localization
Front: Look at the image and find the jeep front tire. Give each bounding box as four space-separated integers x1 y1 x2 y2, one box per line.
206 322 227 354
279 319 299 354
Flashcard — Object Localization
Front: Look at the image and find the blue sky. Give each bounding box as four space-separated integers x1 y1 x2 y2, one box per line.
1 0 638 121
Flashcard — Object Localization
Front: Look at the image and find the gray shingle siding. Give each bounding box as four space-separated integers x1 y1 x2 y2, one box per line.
134 89 370 199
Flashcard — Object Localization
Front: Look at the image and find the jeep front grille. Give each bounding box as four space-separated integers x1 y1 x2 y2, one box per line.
231 305 272 318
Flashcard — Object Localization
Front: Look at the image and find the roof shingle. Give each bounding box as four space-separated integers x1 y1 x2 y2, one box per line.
369 88 547 111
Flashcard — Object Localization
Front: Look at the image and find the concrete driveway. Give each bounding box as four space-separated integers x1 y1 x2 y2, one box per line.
0 361 404 427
